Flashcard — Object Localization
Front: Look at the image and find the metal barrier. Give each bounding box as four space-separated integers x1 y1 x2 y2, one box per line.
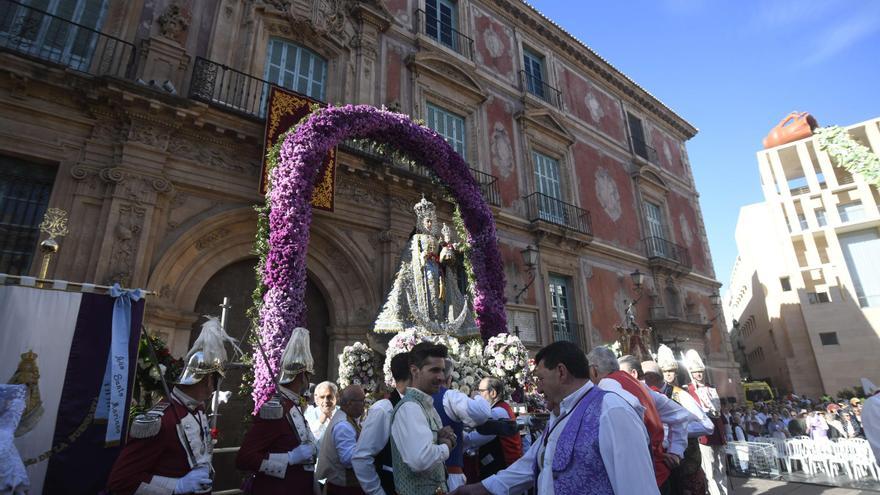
0 0 136 78
414 8 474 60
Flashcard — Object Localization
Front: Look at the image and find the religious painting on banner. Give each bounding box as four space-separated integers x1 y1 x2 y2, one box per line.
260 85 336 211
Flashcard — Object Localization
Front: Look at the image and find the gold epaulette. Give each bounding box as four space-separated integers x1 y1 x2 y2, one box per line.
259 397 284 420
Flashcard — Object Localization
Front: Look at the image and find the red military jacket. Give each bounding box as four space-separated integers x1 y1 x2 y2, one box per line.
107 398 209 495
235 394 314 494
686 384 727 446
607 370 669 487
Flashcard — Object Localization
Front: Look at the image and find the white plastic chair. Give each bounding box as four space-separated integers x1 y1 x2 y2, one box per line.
784 438 810 475
828 439 853 478
807 439 834 476
846 438 880 480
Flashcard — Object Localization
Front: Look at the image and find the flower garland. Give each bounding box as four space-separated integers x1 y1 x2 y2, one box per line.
450 338 488 396
337 342 379 394
253 104 507 409
483 333 531 397
382 328 461 386
131 334 184 417
815 126 880 187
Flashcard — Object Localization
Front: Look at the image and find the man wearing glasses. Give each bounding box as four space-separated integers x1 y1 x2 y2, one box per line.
316 385 367 495
464 377 523 480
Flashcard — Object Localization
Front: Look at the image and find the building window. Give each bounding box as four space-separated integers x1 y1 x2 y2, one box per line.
425 0 457 51
627 112 650 161
0 156 56 275
426 103 466 158
815 208 827 227
780 277 791 291
839 229 880 307
644 201 668 257
819 332 839 346
532 151 564 223
522 48 546 98
1 0 108 71
265 38 327 101
807 291 830 304
549 275 575 343
838 201 864 223
797 213 808 230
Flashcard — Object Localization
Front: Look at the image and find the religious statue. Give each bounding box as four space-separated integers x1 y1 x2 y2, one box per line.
374 197 478 336
8 350 43 437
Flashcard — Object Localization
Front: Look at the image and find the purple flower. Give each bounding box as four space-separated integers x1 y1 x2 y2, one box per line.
253 105 507 410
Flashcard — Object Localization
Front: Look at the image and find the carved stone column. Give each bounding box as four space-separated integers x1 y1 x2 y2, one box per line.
350 4 390 105
138 3 192 92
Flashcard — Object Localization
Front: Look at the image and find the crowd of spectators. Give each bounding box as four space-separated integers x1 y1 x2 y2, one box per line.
721 396 866 442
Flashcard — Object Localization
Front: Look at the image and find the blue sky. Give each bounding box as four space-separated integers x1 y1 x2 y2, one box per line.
527 0 880 293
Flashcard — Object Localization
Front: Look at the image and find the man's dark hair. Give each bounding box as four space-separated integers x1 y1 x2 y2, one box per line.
409 342 448 369
390 352 411 382
534 341 589 379
618 355 643 379
484 376 505 399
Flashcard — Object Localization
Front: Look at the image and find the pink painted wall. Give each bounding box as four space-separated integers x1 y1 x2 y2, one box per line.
384 43 403 106
485 95 520 208
649 124 685 176
472 9 517 86
558 68 626 143
667 191 706 274
588 266 651 343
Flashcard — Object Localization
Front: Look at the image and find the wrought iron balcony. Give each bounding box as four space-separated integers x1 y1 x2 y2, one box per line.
0 0 136 78
631 137 659 164
552 322 582 344
519 71 562 109
643 236 691 269
524 192 592 235
339 139 500 206
414 9 474 60
189 56 272 120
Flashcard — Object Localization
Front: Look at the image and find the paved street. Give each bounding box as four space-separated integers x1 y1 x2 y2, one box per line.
733 476 880 494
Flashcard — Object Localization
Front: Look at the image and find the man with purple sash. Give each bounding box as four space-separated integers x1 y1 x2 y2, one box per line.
450 341 658 495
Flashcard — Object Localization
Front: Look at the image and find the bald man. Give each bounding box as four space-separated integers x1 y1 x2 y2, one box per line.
316 385 367 495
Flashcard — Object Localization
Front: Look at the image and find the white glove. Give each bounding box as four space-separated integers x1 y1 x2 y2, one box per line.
287 443 316 465
173 466 212 494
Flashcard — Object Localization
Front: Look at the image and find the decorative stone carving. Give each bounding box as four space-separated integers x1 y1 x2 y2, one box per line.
663 141 673 166
195 228 230 251
595 167 621 221
128 123 170 150
167 136 260 176
483 25 504 58
99 167 173 205
490 122 514 179
679 213 693 247
105 203 146 286
157 3 191 45
586 92 604 122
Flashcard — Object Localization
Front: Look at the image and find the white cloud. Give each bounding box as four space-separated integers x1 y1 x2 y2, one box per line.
750 0 838 30
800 12 880 66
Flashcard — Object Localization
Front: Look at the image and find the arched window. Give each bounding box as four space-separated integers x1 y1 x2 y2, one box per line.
264 38 327 101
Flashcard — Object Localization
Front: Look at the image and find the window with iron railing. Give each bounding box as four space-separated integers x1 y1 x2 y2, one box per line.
549 275 576 343
425 0 458 51
426 103 466 158
533 151 564 223
0 156 55 275
523 48 545 97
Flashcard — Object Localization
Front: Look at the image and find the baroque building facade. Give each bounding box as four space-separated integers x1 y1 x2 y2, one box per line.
725 117 880 399
1 2 740 480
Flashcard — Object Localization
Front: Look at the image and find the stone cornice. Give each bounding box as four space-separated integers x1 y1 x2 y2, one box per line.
492 0 698 140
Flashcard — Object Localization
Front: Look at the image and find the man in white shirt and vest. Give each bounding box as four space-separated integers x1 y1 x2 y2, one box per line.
451 341 658 495
352 352 411 495
391 342 457 494
317 385 367 495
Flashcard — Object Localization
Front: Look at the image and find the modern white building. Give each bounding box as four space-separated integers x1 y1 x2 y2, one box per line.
725 116 880 398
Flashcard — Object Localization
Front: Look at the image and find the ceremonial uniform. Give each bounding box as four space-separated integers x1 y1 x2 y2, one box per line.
107 389 212 495
236 389 316 494
685 349 730 495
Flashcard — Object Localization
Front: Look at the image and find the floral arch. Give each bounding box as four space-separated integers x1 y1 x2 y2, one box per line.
254 104 507 406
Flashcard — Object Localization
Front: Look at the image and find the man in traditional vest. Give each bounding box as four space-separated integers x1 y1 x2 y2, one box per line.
587 347 693 494
450 341 658 495
235 327 317 494
433 358 492 490
108 318 238 495
464 377 523 480
684 350 730 495
316 385 367 494
352 352 410 495
391 342 457 494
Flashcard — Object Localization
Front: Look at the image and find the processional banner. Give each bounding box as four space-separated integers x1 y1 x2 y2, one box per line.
0 283 145 495
260 85 336 211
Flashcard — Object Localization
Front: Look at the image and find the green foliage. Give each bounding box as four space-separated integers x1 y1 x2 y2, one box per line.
815 126 880 187
452 205 476 295
131 333 184 418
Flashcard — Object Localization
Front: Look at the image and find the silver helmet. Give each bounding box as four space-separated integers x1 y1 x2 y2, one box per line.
278 327 314 385
176 317 241 385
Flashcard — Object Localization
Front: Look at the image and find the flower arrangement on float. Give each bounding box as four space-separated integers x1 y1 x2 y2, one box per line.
337 342 379 394
382 328 463 386
484 333 531 397
251 104 508 409
449 339 488 396
131 334 184 417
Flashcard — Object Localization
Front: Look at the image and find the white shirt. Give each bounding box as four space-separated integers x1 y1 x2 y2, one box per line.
597 377 645 418
352 398 394 495
862 393 880 462
332 412 358 468
482 381 659 495
391 388 449 473
305 405 339 441
465 405 512 449
441 388 492 426
648 389 691 458
673 388 714 437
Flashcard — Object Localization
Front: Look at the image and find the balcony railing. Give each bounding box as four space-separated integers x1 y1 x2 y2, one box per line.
644 236 691 268
189 56 271 120
631 137 659 164
552 322 582 344
414 9 474 60
339 139 501 206
524 192 592 235
519 70 562 108
0 0 136 78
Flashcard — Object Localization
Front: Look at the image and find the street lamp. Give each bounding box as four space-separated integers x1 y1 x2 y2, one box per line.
513 245 539 304
707 291 723 323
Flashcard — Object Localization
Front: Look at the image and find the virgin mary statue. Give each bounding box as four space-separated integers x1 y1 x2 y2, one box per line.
373 197 478 336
